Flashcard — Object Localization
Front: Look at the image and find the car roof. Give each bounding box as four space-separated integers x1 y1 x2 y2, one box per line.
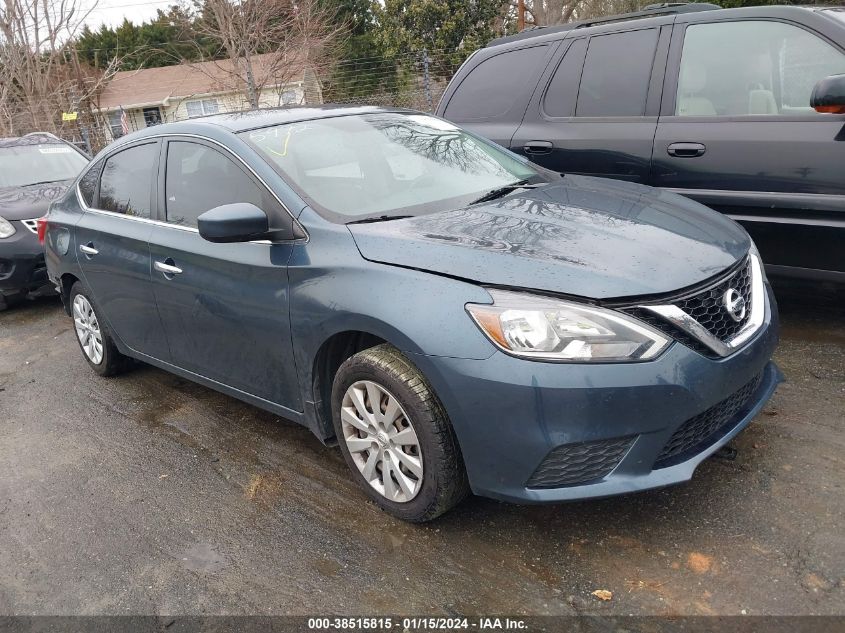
486 4 840 48
0 132 68 148
121 105 417 143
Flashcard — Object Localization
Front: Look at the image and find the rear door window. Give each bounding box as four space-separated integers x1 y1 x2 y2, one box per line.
543 39 588 117
78 159 103 207
444 45 550 121
576 28 659 117
97 143 157 218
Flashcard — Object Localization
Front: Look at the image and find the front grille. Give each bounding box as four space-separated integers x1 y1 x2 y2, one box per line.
20 219 39 234
623 257 754 357
526 436 635 488
626 307 712 356
654 372 763 468
675 258 752 342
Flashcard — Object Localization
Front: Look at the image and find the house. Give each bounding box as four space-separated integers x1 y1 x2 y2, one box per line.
95 53 323 141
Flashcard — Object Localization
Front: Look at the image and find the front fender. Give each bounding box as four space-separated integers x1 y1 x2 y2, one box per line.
288 212 496 434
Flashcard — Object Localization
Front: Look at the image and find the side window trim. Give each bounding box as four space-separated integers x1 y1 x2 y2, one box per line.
661 18 845 119
646 25 673 117
76 133 306 241
539 38 586 119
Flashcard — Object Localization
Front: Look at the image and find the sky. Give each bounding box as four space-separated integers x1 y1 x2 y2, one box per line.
81 0 175 30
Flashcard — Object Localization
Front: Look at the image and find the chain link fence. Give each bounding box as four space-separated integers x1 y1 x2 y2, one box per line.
1 50 465 155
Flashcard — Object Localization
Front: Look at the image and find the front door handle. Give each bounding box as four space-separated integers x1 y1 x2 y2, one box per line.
523 140 554 155
667 142 706 158
79 243 98 257
154 259 183 276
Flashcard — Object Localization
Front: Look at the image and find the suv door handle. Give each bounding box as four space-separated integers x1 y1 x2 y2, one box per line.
667 142 706 158
79 243 98 257
523 140 554 155
154 259 183 276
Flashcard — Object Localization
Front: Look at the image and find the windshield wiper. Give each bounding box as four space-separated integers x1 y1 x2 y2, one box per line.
469 179 541 205
22 179 65 187
346 215 413 225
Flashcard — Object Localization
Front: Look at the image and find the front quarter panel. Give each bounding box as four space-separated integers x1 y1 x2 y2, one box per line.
288 208 497 419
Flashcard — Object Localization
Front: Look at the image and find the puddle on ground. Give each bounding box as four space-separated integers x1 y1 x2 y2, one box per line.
179 543 229 573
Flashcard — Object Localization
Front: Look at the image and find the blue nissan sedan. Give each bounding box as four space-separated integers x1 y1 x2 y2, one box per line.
43 106 781 521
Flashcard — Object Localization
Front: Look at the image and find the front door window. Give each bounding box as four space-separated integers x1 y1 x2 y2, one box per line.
677 21 845 117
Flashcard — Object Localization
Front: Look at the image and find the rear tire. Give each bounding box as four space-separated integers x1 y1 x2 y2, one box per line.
332 344 469 522
69 281 130 377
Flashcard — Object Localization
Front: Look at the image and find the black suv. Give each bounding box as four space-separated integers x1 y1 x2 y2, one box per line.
0 133 89 309
437 4 845 282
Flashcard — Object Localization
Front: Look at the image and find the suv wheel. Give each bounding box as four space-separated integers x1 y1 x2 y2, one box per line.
69 281 130 376
332 344 469 522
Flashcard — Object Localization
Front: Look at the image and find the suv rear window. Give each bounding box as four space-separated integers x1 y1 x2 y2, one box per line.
444 45 549 121
576 28 659 117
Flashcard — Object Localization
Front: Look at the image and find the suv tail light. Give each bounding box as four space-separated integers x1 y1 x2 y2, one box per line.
37 217 48 245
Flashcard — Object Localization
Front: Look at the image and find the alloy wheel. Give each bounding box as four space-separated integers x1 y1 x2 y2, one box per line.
340 380 423 503
72 294 104 365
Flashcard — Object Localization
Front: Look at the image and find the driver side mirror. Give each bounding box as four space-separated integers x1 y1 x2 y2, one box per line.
811 74 845 114
197 203 270 243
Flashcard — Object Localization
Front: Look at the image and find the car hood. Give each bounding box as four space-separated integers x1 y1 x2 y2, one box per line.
347 175 750 300
0 179 73 221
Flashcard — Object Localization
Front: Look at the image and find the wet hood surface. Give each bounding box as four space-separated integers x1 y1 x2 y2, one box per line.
348 176 750 300
0 180 73 221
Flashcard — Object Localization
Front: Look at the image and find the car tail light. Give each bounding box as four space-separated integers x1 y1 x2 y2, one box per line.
37 217 48 245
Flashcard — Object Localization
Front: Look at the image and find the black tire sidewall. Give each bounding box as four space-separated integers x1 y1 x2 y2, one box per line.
331 347 460 522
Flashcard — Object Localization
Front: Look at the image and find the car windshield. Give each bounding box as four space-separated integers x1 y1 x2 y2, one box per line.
0 143 88 188
241 113 542 221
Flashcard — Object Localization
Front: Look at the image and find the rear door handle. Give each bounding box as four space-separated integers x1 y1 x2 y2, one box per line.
523 140 554 155
154 259 183 276
667 142 706 158
79 243 98 257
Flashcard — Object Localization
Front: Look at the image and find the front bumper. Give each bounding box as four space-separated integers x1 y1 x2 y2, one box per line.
0 222 49 295
411 284 781 504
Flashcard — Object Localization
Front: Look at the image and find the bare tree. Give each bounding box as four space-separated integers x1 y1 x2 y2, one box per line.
0 0 119 143
508 0 646 27
190 0 344 109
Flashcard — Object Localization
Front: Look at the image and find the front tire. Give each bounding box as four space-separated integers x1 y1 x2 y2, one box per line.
69 281 129 376
332 344 469 522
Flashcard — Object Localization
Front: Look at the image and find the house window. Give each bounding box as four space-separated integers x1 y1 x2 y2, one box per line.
143 107 162 127
185 98 220 118
282 90 299 105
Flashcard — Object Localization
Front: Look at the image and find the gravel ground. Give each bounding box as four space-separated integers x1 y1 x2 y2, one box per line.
0 279 842 616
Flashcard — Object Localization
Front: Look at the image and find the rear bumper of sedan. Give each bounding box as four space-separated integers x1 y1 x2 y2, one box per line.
411 285 781 504
0 224 50 295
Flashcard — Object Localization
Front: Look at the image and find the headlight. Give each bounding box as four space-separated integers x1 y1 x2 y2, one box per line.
466 289 670 362
0 216 15 239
